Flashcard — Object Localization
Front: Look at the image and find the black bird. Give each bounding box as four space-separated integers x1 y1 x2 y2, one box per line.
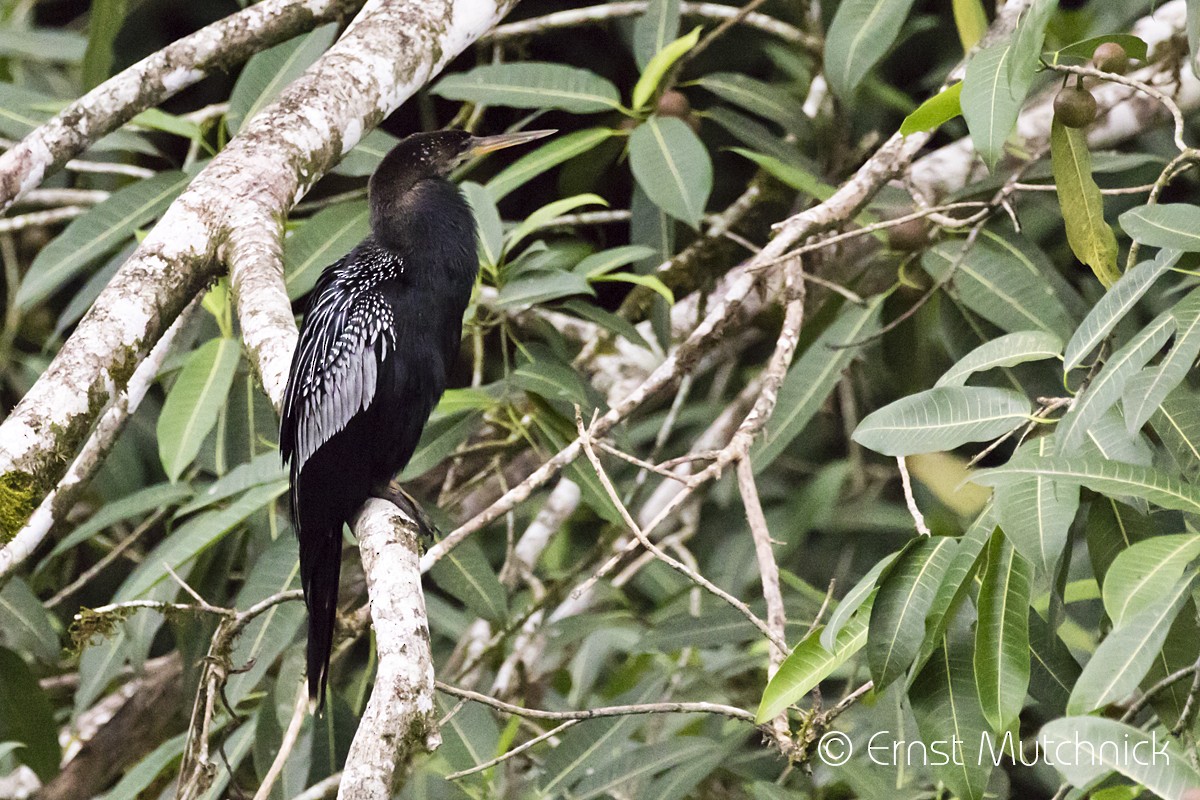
280 128 554 705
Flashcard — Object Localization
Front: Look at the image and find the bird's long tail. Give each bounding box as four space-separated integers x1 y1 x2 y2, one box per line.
301 526 343 707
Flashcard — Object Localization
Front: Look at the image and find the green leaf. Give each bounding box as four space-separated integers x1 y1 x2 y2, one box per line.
432 537 506 623
485 127 617 202
953 0 988 50
756 610 868 723
432 63 624 114
1051 34 1149 63
1125 287 1200 432
1040 717 1200 797
129 108 202 141
922 237 1076 340
910 628 993 800
506 193 608 253
824 0 920 99
707 108 807 168
900 82 964 136
0 648 60 781
399 411 481 481
97 732 188 800
227 25 337 134
1067 572 1195 714
284 200 371 299
1153 385 1200 477
752 296 884 470
729 148 835 201
82 0 128 88
974 456 1200 515
592 272 675 304
960 0 1054 170
1102 534 1200 628
913 506 994 676
628 116 712 229
633 0 681 69
496 270 595 308
1027 610 1081 712
224 537 304 707
0 28 86 63
573 245 658 278
118 482 286 601
1062 249 1179 371
1057 311 1175 453
157 338 242 482
17 170 190 309
868 537 956 691
0 579 59 664
46 482 193 559
853 386 1032 457
974 531 1033 731
175 452 285 517
1120 202 1200 252
820 556 893 651
632 27 701 111
994 438 1079 578
694 72 806 135
333 127 400 177
935 330 1062 387
1052 117 1120 286
462 182 503 271
573 738 717 800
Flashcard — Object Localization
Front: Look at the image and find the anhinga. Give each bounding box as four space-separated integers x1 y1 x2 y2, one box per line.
280 128 554 705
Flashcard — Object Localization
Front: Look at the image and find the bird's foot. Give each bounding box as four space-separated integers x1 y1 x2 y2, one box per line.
373 481 441 540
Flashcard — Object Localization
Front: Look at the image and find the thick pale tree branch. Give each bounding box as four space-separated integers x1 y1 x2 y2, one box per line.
0 0 364 214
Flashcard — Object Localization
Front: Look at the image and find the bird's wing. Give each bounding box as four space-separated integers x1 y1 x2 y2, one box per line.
280 262 398 471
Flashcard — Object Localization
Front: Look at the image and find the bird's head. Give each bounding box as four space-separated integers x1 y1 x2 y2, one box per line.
368 128 555 244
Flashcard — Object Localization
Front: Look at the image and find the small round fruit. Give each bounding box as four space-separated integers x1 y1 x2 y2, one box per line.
656 90 691 118
887 217 930 251
1092 41 1130 75
1053 86 1098 128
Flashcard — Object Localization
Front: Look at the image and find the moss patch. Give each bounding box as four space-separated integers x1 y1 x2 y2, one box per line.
68 606 134 655
0 471 36 544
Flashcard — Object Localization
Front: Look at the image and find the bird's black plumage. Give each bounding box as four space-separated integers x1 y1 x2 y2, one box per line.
280 128 553 704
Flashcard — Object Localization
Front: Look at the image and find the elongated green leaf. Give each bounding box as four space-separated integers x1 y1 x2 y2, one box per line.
729 148 835 201
1067 572 1194 714
1027 610 1081 712
1057 312 1175 453
825 0 919 99
1063 249 1179 371
995 437 1078 578
284 200 370 299
974 531 1033 731
462 182 503 271
709 109 808 168
910 626 993 800
1153 385 1200 476
960 0 1053 170
923 237 1076 339
853 386 1031 457
1120 202 1200 251
400 410 481 481
432 63 623 113
47 482 193 559
224 538 304 706
98 731 188 800
333 127 400 177
1103 534 1200 628
752 296 884 470
158 338 242 482
868 537 956 691
496 270 595 308
82 0 127 88
17 170 189 309
936 330 1062 387
632 27 700 111
913 506 995 676
633 0 681 69
0 579 59 664
0 28 86 63
900 82 964 135
118 482 286 601
629 116 712 229
953 0 987 50
486 127 616 202
558 298 651 350
1040 717 1200 798
1052 117 1120 286
429 537 507 623
820 556 893 651
1081 407 1154 470
0 648 60 781
973 456 1200 515
1125 288 1200 432
506 193 608 253
227 25 337 133
573 738 715 800
573 245 658 278
694 72 806 134
755 611 868 723
1051 34 1148 63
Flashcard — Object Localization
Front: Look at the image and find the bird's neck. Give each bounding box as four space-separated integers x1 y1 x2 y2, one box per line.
369 178 478 288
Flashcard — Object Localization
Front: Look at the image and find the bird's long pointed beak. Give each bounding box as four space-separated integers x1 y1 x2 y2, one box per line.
468 129 556 155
